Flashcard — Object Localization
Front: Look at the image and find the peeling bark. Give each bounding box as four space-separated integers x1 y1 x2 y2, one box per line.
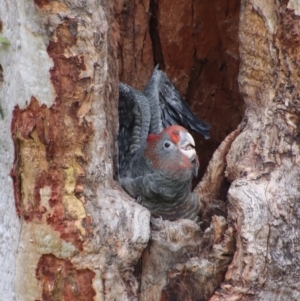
2 0 300 300
2 0 239 300
3 1 149 300
36 254 96 301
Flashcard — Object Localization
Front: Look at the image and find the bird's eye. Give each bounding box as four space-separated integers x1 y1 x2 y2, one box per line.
164 142 171 148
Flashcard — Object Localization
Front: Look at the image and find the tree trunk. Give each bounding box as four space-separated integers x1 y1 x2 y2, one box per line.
211 1 300 300
1 0 300 301
2 1 149 300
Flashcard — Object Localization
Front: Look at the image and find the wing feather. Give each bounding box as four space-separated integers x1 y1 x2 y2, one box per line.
118 83 150 177
146 66 211 139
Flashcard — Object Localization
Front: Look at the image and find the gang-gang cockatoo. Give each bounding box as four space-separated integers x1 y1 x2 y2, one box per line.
118 66 211 221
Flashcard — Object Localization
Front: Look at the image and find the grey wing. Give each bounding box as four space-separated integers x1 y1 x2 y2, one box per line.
118 83 151 177
143 65 164 134
145 66 211 139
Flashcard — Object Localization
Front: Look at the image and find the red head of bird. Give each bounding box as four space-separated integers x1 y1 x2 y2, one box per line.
144 125 199 180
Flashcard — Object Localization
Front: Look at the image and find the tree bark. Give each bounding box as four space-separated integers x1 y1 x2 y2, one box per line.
210 1 300 300
2 0 300 301
2 1 150 300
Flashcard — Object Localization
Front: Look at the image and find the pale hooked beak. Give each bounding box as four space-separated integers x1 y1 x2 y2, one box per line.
179 131 196 161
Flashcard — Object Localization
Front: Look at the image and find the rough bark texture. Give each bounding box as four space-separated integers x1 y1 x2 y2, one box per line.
3 0 300 301
4 1 150 300
2 0 239 300
140 216 234 301
116 0 300 300
210 1 300 300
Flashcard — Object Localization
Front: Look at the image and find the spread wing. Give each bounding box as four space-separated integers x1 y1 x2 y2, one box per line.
144 66 211 139
118 83 150 177
118 67 211 176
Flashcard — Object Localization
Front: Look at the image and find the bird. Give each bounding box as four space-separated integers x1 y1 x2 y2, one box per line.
118 66 211 221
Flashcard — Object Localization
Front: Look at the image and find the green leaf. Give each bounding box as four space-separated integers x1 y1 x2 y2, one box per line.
0 36 10 45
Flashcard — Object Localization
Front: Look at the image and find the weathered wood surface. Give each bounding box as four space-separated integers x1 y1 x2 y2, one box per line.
2 0 300 300
2 0 237 300
210 1 300 300
3 1 150 300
